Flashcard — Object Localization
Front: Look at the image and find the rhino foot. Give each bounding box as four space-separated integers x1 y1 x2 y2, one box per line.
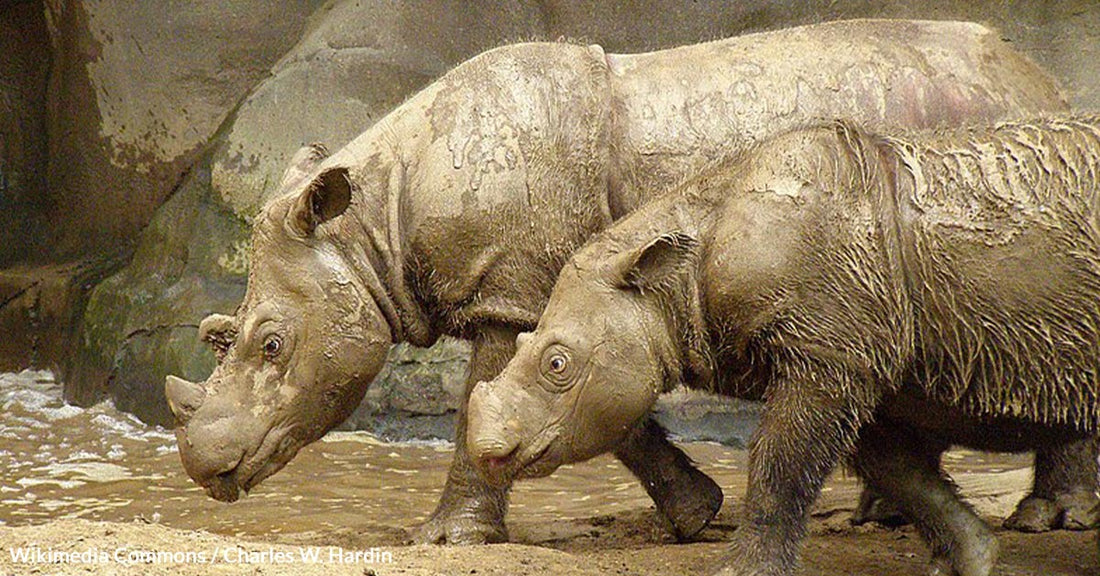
1004 489 1100 532
412 499 509 545
851 486 910 527
655 464 724 541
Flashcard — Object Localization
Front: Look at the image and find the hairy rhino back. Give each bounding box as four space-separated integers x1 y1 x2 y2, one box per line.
894 117 1100 431
606 19 1066 217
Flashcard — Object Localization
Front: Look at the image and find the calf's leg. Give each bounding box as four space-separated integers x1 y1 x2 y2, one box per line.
415 324 722 544
852 421 996 576
717 359 869 576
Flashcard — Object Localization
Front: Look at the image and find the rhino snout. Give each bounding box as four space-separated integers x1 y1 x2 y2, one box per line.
466 381 523 468
175 413 249 502
165 375 206 425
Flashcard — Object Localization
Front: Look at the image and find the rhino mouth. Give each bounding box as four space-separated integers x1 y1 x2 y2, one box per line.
205 469 242 503
482 426 561 484
201 424 300 503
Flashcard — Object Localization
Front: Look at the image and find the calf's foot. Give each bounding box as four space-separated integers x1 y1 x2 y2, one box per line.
614 418 723 540
1004 438 1100 532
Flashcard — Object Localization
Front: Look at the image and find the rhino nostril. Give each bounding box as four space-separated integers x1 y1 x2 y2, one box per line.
485 454 514 470
204 468 242 503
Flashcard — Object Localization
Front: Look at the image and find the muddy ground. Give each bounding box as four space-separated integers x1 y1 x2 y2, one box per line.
1 444 1096 576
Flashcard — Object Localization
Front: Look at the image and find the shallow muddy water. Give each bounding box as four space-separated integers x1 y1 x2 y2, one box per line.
0 370 748 543
0 369 1034 543
4 370 1095 576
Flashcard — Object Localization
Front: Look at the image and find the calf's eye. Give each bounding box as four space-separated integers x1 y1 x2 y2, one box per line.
540 344 578 391
263 334 283 359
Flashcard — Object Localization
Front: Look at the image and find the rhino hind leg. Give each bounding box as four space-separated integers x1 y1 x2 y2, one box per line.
852 422 996 576
613 417 723 541
1005 437 1100 532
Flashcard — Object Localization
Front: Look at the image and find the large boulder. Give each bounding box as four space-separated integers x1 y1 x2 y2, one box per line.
42 0 324 259
3 0 320 403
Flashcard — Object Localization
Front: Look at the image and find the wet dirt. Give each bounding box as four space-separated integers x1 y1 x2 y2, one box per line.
0 370 1095 575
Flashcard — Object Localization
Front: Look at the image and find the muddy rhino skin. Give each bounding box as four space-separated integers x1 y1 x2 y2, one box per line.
467 117 1100 576
165 19 1086 545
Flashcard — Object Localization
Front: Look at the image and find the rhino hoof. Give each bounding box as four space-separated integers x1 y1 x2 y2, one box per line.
1006 491 1100 532
412 514 508 546
659 466 724 542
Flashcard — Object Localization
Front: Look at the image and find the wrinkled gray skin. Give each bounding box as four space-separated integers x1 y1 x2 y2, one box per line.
165 19 1088 545
467 117 1100 576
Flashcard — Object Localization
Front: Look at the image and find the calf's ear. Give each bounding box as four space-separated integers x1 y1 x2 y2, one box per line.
614 232 699 292
290 166 353 236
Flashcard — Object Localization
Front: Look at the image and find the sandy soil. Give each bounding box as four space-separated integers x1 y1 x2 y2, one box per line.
2 462 1097 576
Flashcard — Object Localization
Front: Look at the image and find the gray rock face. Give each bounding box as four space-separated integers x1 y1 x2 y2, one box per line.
42 0 323 258
0 1 49 267
5 0 1100 439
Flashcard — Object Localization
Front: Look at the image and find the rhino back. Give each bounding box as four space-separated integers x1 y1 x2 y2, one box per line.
895 118 1100 430
372 20 1067 340
690 118 1100 437
606 19 1067 216
395 42 615 334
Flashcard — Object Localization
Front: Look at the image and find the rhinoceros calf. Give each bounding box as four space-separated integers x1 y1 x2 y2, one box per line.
164 19 1085 545
467 116 1100 576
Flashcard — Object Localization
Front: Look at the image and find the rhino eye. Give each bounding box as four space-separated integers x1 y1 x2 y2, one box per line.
540 344 577 391
263 335 283 359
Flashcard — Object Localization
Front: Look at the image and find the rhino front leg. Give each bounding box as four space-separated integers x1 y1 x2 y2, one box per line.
1005 437 1100 532
414 326 515 545
415 324 723 544
718 361 867 576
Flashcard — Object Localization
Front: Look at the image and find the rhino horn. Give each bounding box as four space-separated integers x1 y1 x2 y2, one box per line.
165 375 206 424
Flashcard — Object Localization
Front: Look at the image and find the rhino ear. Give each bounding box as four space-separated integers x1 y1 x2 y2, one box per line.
615 232 699 293
199 313 237 363
280 143 329 191
291 166 353 236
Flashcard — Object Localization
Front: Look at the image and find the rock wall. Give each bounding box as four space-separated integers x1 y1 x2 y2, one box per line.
42 0 326 258
3 0 1099 437
0 0 49 268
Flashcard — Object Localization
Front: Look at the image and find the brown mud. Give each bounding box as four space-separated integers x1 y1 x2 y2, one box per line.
1 439 1095 575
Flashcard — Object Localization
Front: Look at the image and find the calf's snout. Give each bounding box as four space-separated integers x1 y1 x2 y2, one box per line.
466 380 523 468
